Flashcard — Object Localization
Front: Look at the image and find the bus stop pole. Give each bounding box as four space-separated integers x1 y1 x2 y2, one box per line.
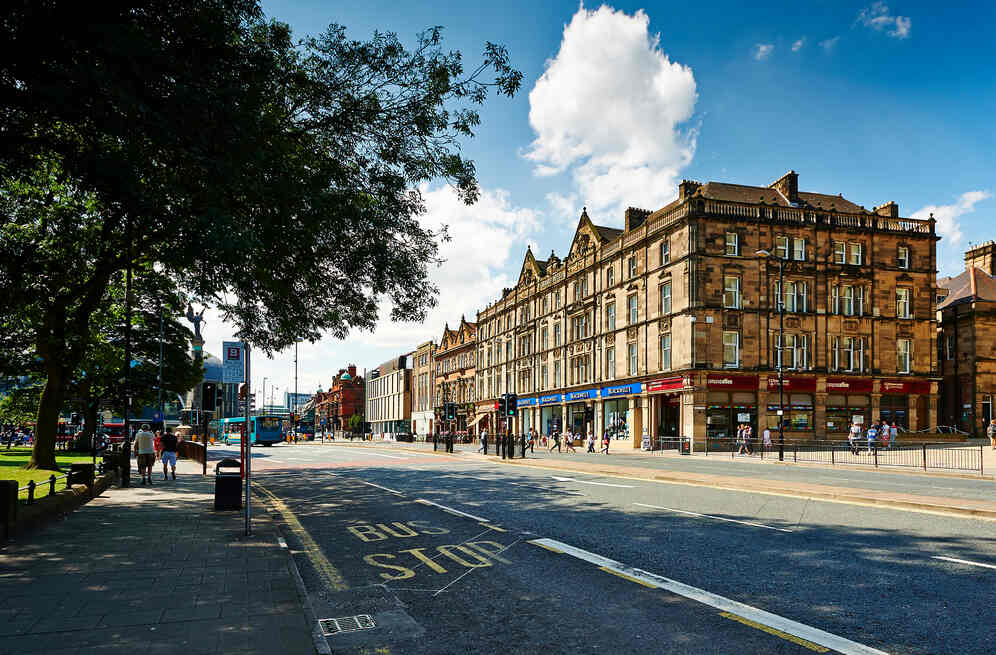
244 344 252 536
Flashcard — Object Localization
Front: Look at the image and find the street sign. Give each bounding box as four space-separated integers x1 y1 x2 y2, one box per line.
222 341 246 383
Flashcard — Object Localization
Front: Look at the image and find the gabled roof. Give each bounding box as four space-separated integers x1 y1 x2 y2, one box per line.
693 181 866 214
938 267 996 310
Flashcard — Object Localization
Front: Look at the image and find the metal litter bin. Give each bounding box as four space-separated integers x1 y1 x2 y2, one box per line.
214 458 242 511
680 437 691 455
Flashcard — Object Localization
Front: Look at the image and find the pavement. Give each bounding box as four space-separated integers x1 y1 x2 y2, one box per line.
0 458 316 655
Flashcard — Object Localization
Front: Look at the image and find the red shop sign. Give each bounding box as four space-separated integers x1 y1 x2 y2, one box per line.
826 377 873 393
881 379 931 395
646 376 684 393
706 374 758 391
766 377 816 392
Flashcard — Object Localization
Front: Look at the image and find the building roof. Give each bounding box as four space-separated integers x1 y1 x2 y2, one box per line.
937 267 996 309
594 225 623 242
694 181 866 214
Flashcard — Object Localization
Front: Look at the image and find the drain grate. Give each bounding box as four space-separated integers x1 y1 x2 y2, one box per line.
318 615 376 636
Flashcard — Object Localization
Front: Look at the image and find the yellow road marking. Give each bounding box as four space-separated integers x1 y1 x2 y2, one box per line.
720 612 829 652
256 483 348 591
479 523 507 532
598 566 658 588
528 539 563 554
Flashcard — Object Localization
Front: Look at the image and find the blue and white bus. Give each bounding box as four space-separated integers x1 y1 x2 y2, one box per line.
219 415 284 447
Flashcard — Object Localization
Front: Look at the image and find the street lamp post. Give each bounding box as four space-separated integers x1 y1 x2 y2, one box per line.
756 249 786 461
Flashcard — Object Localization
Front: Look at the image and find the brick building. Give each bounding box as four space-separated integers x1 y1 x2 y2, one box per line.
433 318 478 435
411 340 436 439
937 243 996 435
475 171 939 447
313 365 364 435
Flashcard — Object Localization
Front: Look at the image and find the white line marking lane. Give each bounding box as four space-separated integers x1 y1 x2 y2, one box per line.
529 538 888 655
355 480 404 495
633 502 794 533
415 499 489 523
932 555 996 570
551 475 633 488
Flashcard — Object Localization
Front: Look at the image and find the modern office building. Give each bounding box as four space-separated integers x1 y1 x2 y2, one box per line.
365 355 412 438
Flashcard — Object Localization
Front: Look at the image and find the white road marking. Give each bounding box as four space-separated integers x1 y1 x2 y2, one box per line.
277 538 288 549
364 451 409 460
633 502 794 533
355 480 404 495
932 555 996 570
551 475 632 488
529 538 888 655
415 499 489 523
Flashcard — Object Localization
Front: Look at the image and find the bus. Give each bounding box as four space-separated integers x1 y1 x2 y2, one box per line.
218 415 284 447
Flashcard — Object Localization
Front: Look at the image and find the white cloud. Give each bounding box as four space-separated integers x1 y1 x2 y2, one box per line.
912 190 991 273
546 191 579 223
753 43 774 60
525 4 698 221
792 38 806 52
819 36 840 51
857 3 912 39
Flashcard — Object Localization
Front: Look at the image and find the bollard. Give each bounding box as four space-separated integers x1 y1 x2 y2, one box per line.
483 435 488 455
0 480 17 541
49 474 56 496
27 480 35 505
521 434 526 458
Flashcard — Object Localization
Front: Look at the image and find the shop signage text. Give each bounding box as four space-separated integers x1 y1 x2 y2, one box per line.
766 377 816 392
825 378 873 393
565 389 598 401
517 397 538 407
600 382 643 397
881 380 930 394
706 375 758 391
539 394 563 405
646 377 684 393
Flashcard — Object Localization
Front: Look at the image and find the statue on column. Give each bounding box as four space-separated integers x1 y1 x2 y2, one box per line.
186 303 206 342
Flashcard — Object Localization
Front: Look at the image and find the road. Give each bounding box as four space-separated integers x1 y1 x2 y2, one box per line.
227 441 995 654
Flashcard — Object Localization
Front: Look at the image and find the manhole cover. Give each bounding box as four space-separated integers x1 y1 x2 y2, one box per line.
319 615 376 636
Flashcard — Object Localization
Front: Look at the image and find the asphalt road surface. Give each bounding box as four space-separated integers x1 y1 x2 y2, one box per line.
225 442 995 654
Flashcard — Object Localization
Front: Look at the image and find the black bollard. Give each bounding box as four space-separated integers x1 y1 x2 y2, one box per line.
433 432 438 451
521 434 526 458
483 435 488 455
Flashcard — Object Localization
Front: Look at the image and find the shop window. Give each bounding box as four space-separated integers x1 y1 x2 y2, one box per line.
603 399 629 440
661 239 670 265
833 240 846 264
723 276 741 309
723 331 739 368
606 303 616 330
605 348 615 380
897 246 910 269
725 232 739 256
628 343 638 375
897 338 911 373
897 288 912 319
660 281 672 314
660 333 671 370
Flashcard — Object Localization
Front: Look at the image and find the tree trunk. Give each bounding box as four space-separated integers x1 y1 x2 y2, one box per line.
29 369 64 470
84 399 99 448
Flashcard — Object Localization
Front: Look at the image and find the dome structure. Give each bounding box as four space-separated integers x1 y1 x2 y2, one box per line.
201 353 223 383
341 372 352 381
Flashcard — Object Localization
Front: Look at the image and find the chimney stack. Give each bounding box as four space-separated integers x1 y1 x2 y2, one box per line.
624 207 651 231
768 170 799 203
965 241 996 275
678 180 701 202
873 201 899 218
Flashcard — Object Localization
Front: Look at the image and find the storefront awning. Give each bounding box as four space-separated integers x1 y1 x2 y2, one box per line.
467 414 486 428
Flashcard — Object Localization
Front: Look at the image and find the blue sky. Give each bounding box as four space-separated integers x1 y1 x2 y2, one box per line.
202 1 995 396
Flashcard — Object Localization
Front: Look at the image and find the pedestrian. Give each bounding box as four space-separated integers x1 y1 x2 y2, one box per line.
478 429 488 453
988 419 996 450
848 423 859 455
154 430 163 462
736 424 747 455
762 426 772 451
160 430 179 480
549 430 561 453
133 423 157 485
879 423 890 449
866 423 878 454
565 430 576 453
587 429 596 453
599 432 610 455
527 428 535 453
889 422 898 449
744 425 753 454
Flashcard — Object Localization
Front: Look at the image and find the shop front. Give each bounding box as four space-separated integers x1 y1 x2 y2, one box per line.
766 377 816 432
879 380 930 429
518 396 537 434
825 378 873 434
600 382 643 442
539 394 563 437
705 374 758 441
647 376 684 439
565 388 597 436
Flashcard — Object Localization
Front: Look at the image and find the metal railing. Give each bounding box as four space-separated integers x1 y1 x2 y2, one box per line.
18 468 92 505
697 438 984 474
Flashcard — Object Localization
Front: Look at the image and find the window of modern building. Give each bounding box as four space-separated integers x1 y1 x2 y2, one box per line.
606 266 615 287
606 303 616 331
606 347 615 379
628 294 638 324
848 242 863 265
897 338 911 373
723 276 741 309
661 239 670 265
897 288 912 319
660 281 672 314
725 232 739 256
775 235 789 260
897 246 910 269
628 343 638 375
660 333 671 370
723 331 739 368
628 256 637 278
792 238 806 261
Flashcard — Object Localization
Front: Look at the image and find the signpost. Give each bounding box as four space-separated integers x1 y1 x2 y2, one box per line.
223 342 246 385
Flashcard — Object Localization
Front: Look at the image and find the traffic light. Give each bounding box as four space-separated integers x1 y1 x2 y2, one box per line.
497 396 507 416
506 393 517 417
202 383 216 411
445 402 456 420
216 386 224 413
239 384 247 401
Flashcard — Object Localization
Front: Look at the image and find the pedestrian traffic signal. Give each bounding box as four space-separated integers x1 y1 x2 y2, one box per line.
202 383 216 411
216 387 224 412
445 402 456 420
506 393 517 417
497 395 507 416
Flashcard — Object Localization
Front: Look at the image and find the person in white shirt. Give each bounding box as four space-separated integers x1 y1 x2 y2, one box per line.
133 424 157 485
762 427 772 450
478 429 488 453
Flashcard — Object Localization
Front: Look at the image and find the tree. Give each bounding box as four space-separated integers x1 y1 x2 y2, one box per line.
0 385 41 428
1 1 520 467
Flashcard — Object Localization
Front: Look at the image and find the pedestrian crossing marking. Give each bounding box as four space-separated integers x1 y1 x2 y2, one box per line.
720 612 829 653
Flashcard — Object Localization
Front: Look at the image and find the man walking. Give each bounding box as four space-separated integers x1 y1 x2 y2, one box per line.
478 429 488 453
549 430 561 453
160 430 179 480
133 423 156 485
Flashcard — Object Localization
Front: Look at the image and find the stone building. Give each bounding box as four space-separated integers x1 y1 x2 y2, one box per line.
475 171 939 447
411 340 436 439
365 355 412 438
937 243 996 435
313 365 364 435
433 318 478 435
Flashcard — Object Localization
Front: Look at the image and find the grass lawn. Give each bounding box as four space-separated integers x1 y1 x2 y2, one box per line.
0 447 96 502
